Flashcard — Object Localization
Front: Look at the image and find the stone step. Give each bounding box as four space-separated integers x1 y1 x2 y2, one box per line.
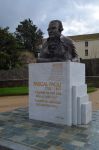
77 95 89 124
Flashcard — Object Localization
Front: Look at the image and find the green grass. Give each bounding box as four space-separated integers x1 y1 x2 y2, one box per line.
0 86 28 96
0 86 97 96
87 86 97 93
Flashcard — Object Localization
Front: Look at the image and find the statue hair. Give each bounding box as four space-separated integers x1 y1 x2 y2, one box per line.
48 20 63 32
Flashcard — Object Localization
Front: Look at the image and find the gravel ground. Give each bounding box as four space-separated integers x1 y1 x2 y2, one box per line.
0 95 28 112
0 89 99 113
89 88 99 111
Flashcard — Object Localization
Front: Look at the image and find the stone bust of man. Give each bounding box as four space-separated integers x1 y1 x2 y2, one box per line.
37 20 79 62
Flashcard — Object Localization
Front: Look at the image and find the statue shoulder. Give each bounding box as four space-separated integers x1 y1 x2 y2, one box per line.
60 35 74 45
60 35 78 58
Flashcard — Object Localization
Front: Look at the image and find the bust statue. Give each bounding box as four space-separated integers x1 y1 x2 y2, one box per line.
37 20 79 62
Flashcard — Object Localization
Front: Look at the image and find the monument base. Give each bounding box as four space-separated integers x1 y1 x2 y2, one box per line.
29 62 92 126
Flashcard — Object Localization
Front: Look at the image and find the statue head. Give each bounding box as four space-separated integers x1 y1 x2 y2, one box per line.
37 20 79 63
47 20 63 38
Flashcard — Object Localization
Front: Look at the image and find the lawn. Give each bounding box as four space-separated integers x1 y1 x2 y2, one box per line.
0 86 96 96
0 86 28 96
87 86 97 93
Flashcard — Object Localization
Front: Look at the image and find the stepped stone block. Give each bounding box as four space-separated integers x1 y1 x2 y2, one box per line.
72 85 87 125
77 95 89 124
29 62 92 126
81 102 92 124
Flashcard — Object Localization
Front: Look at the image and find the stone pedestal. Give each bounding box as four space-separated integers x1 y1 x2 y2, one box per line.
29 62 92 126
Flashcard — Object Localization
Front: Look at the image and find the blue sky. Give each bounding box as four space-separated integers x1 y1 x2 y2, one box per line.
0 0 99 37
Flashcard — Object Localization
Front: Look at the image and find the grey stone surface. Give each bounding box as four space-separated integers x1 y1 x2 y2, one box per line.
0 107 98 150
29 62 91 126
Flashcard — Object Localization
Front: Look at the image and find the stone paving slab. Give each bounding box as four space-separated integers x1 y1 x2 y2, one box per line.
0 108 99 150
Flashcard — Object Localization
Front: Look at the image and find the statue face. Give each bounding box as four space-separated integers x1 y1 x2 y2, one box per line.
47 22 61 38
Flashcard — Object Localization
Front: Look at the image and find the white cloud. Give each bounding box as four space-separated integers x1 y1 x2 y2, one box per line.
62 20 93 35
40 14 47 22
74 3 99 21
60 2 99 36
1 0 99 36
92 6 99 20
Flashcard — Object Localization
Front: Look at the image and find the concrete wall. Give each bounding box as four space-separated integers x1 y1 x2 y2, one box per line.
0 67 28 81
0 67 28 87
0 79 28 88
74 39 99 59
81 59 99 76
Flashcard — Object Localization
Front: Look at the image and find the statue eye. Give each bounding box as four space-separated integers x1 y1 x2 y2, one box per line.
52 27 55 29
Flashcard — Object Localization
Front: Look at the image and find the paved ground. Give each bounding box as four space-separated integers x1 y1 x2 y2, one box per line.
0 90 99 149
0 107 99 150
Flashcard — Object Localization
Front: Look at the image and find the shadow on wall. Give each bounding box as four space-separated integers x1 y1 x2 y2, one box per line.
81 58 99 76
